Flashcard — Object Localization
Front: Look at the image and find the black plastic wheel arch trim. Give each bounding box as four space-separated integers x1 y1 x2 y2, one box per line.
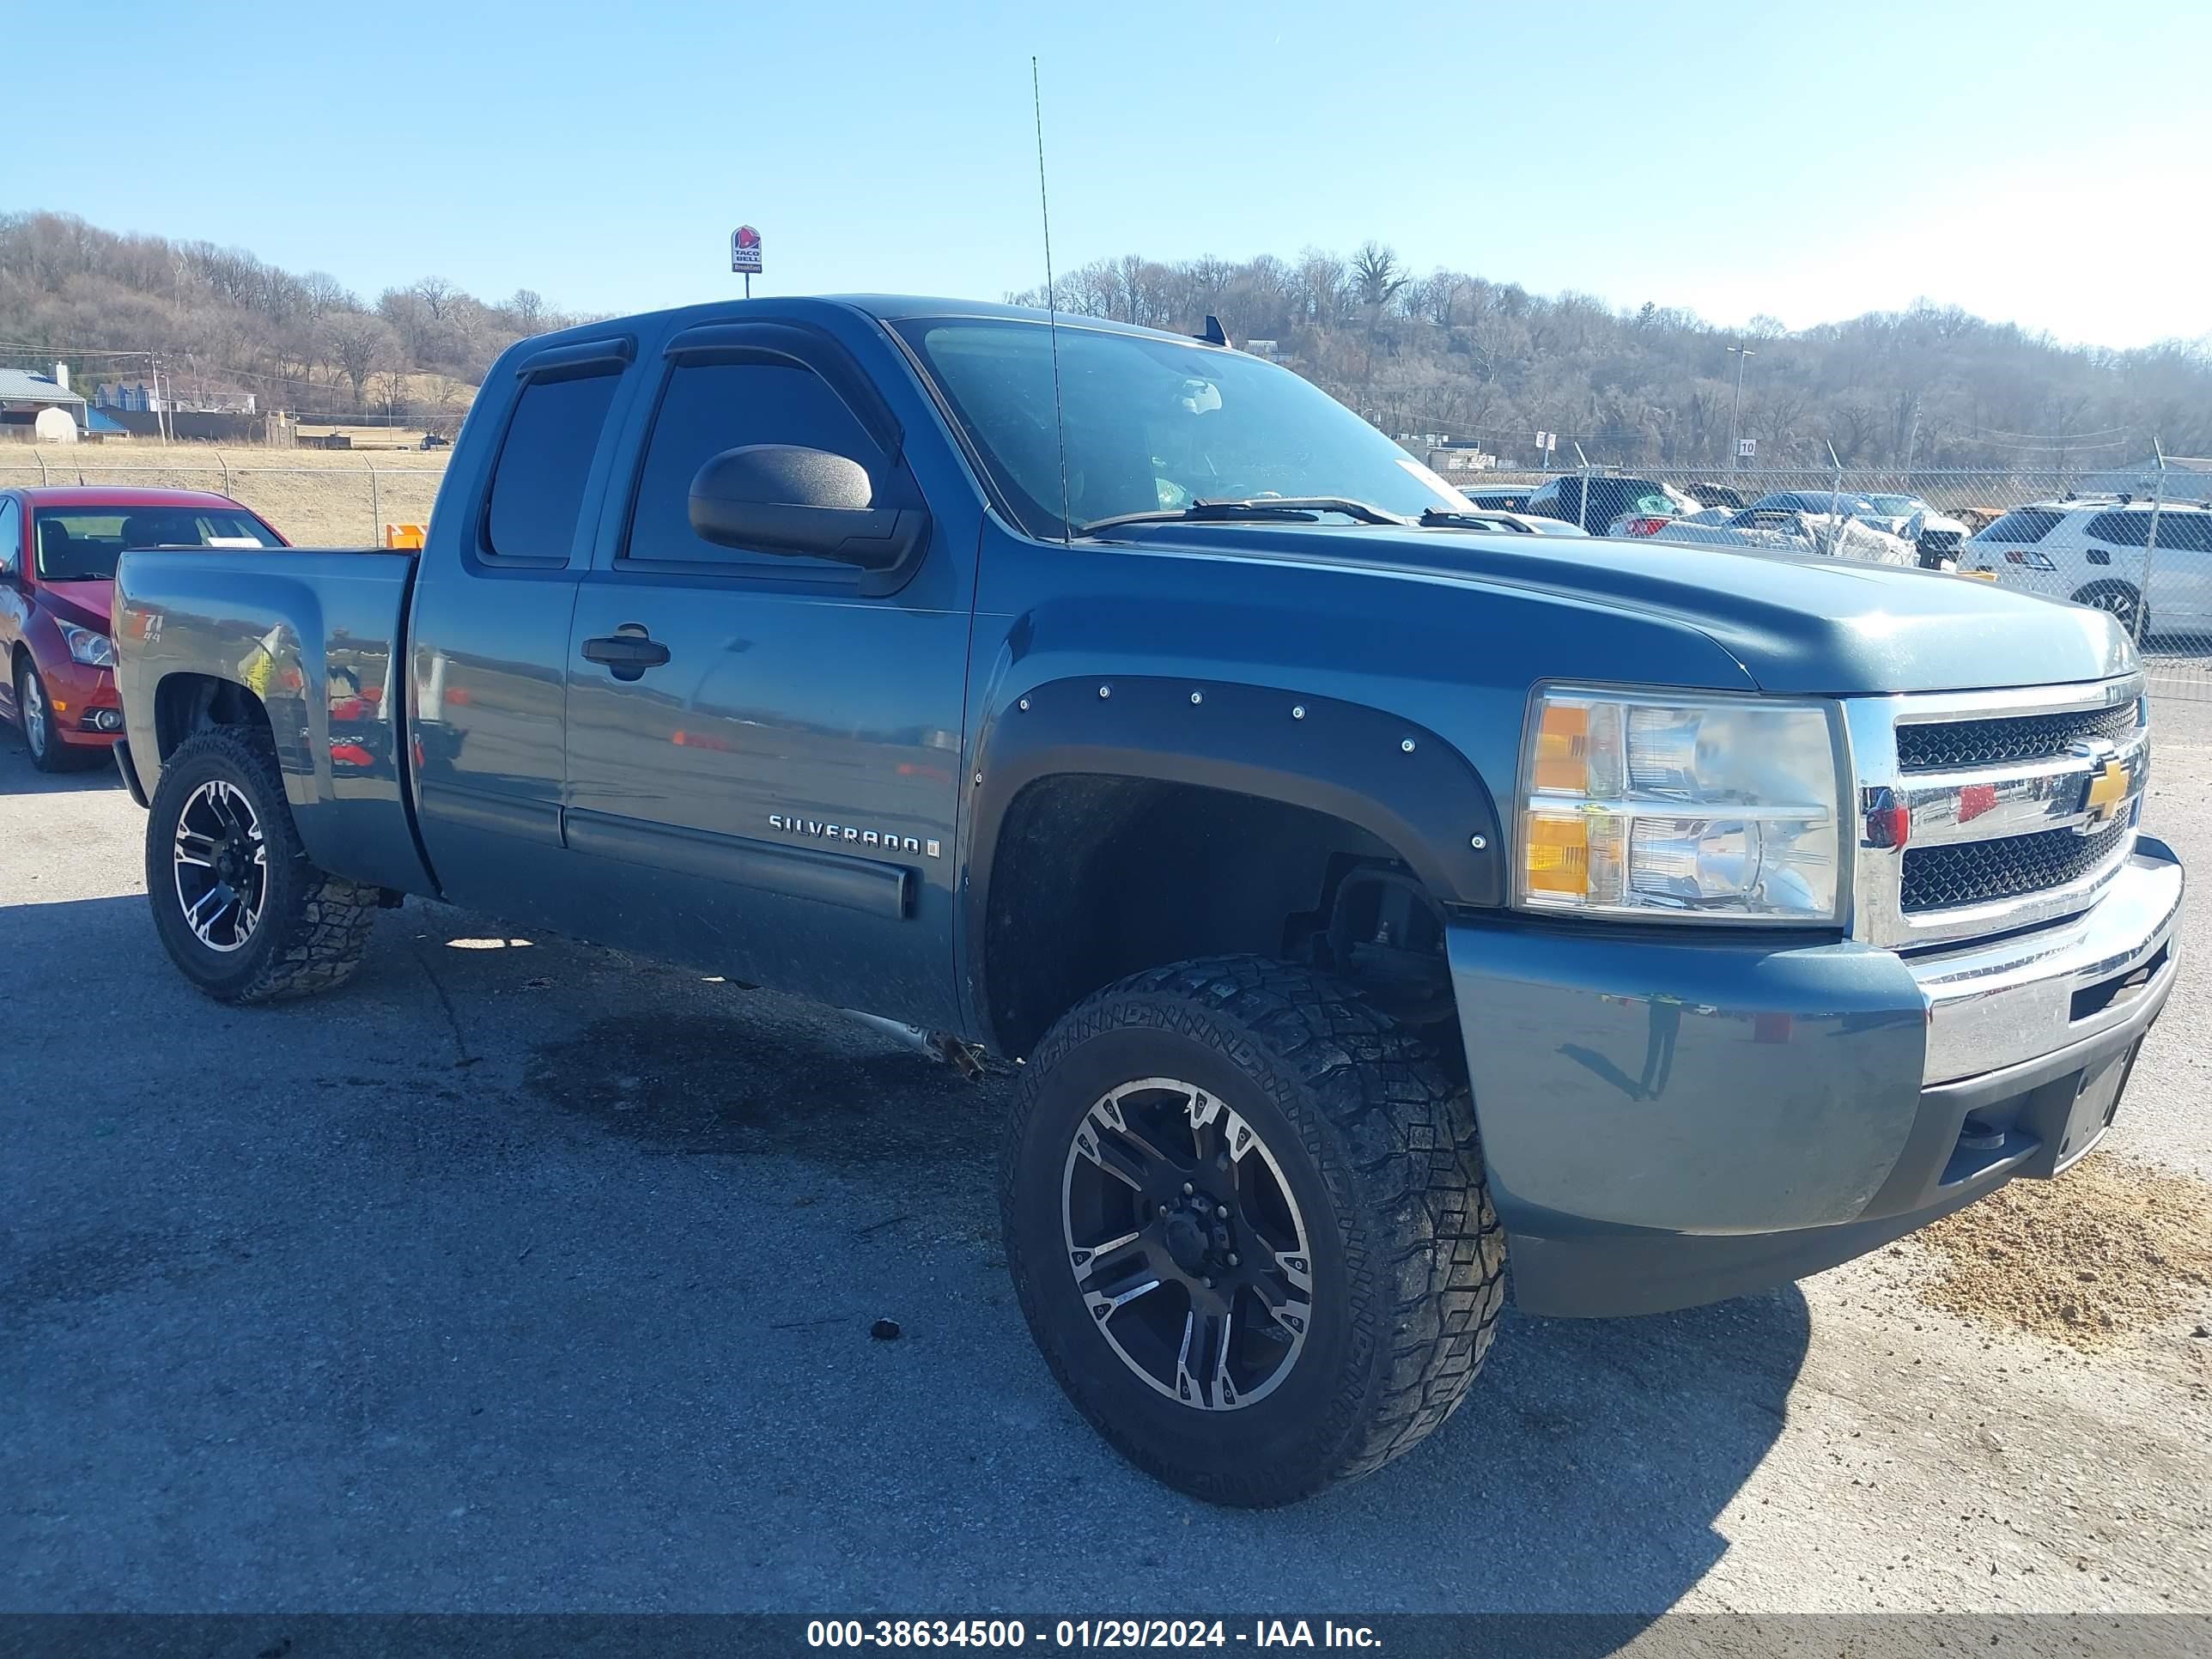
963 677 1507 1040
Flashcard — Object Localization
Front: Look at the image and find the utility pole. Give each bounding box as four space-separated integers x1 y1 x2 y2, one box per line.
1726 343 1756 473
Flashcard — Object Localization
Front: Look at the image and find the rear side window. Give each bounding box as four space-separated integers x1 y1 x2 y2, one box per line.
1979 508 2065 544
0 498 17 574
623 360 898 571
483 371 622 562
2085 512 2151 547
2154 511 2212 552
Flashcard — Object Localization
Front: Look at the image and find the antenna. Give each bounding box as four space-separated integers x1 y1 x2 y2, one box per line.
1031 56 1072 544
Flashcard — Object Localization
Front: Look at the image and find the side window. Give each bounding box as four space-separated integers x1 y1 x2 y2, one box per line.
1981 508 2064 544
2154 512 2212 553
0 499 18 576
483 370 623 563
2085 512 2149 548
623 360 902 572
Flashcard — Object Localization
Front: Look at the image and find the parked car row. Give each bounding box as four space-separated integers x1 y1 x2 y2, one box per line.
0 487 288 771
1649 506 1920 566
1464 474 2022 575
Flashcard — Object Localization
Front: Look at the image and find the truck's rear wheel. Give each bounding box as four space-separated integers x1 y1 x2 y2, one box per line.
144 727 380 1003
1001 956 1504 1506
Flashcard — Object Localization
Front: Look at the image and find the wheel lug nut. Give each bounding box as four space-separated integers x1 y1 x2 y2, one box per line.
1158 1204 1170 1217
1216 1205 1228 1218
1182 1182 1194 1195
1228 1253 1240 1267
1202 1278 1213 1289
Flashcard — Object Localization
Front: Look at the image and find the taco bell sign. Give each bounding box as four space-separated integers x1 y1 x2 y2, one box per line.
731 226 763 275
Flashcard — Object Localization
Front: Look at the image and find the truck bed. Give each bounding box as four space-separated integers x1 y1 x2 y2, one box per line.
112 546 433 897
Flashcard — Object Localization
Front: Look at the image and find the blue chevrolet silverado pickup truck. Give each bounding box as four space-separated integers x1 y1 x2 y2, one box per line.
110 296 2183 1506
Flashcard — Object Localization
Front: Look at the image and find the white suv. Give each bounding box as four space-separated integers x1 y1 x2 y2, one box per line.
1964 496 2212 639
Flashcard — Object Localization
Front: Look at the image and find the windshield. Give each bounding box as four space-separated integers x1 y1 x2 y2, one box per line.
1863 495 1923 514
33 506 282 581
892 316 1464 538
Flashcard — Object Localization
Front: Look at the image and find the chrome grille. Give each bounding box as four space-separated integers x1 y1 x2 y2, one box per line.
1844 675 2147 950
1895 700 2139 772
1900 818 2133 913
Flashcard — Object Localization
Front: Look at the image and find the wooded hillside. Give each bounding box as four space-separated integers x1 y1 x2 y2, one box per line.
0 210 592 427
1012 245 2212 471
6 212 2205 466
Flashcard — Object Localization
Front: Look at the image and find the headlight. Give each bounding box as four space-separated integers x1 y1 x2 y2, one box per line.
1516 686 1846 924
58 624 115 668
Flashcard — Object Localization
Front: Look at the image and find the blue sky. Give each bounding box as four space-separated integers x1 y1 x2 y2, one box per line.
14 0 2209 347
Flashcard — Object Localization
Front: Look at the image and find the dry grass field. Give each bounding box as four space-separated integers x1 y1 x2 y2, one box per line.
0 440 451 547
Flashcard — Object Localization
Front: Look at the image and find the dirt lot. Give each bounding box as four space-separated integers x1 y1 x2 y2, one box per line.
0 441 449 546
1 701 2209 1629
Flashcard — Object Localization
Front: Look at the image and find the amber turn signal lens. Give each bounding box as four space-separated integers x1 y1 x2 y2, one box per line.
1533 704 1589 793
1525 813 1589 895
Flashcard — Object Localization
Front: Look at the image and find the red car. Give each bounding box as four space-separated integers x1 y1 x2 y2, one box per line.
0 487 288 772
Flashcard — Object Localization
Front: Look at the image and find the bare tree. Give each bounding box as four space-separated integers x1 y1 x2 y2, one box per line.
411 276 458 321
1350 242 1408 312
299 270 354 317
326 314 396 414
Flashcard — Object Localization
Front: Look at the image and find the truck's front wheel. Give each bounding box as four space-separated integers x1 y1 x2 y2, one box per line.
1002 956 1505 1506
144 727 380 1003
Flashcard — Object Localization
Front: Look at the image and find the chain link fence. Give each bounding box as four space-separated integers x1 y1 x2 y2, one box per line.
1456 462 2212 702
8 444 2208 702
0 451 448 550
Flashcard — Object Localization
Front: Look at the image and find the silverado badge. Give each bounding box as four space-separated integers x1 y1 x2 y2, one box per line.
768 813 941 859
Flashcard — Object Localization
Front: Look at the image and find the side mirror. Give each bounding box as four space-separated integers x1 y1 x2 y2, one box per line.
687 444 928 574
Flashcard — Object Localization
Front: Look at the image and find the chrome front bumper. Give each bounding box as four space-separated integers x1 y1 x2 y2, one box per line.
1911 835 2184 1085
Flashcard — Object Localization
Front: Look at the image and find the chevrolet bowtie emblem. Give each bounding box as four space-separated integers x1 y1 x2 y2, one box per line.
2081 756 2132 829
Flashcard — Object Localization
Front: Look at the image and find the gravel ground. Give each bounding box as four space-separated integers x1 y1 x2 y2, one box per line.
3 704 2209 1625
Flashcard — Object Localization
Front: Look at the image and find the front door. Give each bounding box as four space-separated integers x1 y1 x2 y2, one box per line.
560 326 973 1030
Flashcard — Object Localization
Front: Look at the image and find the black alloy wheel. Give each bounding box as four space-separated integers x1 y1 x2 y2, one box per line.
1063 1076 1315 1412
170 778 270 952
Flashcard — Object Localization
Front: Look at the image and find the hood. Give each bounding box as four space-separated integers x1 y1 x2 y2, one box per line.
38 580 114 633
1111 524 2134 696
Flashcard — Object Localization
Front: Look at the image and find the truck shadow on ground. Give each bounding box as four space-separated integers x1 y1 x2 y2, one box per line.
3 897 1806 1630
504 992 1806 1624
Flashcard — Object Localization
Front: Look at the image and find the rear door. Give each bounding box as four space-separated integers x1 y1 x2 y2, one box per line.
407 337 635 931
558 319 973 1028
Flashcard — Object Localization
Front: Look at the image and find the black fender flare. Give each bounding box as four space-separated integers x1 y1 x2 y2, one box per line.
962 675 1508 1044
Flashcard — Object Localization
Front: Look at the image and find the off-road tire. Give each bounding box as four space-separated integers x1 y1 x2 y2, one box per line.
144 726 379 1003
1002 955 1505 1506
15 658 98 774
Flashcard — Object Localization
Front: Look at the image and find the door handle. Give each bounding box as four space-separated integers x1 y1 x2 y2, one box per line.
581 629 671 681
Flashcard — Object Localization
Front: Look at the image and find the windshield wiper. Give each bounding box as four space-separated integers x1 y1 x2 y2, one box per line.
1418 508 1532 532
1077 497 1411 536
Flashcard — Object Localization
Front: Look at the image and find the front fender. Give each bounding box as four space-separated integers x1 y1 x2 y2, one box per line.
962 673 1507 1042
